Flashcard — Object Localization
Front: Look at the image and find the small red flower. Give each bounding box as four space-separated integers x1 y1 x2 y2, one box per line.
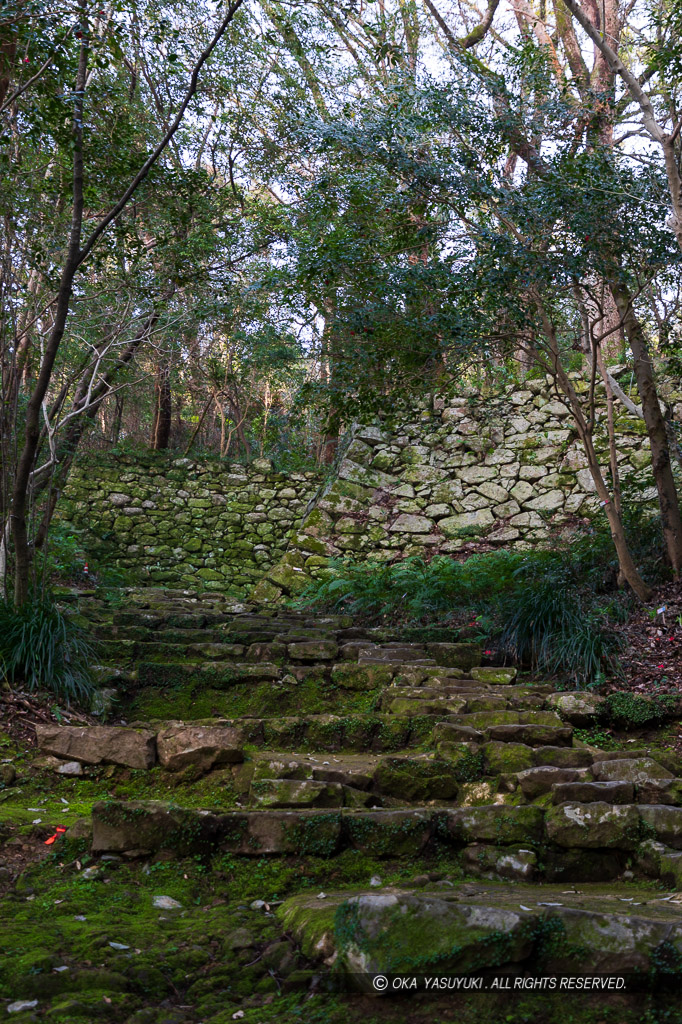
657 664 665 669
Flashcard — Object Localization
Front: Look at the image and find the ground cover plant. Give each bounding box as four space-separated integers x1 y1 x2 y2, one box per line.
297 518 666 687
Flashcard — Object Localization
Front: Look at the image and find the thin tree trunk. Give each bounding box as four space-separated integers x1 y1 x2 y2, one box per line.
610 279 682 574
151 363 172 450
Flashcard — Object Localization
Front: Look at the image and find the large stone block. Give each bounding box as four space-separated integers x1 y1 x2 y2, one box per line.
156 724 244 772
545 802 641 849
445 805 545 845
36 724 156 770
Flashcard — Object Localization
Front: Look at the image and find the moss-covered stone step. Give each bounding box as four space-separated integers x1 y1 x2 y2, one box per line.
134 661 281 686
278 882 682 987
89 799 682 873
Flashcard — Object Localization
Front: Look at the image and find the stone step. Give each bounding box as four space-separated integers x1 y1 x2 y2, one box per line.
90 799 682 877
279 883 682 986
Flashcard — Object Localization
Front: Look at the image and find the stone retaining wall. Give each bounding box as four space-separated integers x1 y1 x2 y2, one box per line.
58 453 322 595
59 372 681 597
253 371 680 600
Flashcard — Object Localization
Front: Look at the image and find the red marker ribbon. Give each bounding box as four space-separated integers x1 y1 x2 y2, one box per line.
44 826 67 845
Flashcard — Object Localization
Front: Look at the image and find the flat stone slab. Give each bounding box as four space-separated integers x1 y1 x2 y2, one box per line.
278 882 682 986
552 780 634 804
35 724 156 770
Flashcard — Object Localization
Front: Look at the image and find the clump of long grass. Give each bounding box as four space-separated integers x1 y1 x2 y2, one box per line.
0 594 96 705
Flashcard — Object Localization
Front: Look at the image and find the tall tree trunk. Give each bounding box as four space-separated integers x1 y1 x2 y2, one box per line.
150 363 172 450
610 279 682 574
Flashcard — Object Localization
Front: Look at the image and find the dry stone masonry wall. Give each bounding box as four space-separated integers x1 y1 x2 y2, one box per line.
59 453 322 595
59 371 682 597
255 371 680 600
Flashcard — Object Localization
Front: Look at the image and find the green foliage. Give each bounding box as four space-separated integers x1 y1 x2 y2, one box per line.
603 692 677 730
297 527 635 686
0 594 96 705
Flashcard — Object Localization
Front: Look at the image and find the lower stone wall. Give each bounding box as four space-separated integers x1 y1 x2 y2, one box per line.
58 453 322 595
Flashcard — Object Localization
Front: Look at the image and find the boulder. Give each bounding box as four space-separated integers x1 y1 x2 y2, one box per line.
92 800 218 855
156 724 244 772
483 741 534 774
344 809 433 857
251 779 344 808
533 746 593 768
35 724 156 770
470 667 517 685
636 778 682 805
462 844 537 881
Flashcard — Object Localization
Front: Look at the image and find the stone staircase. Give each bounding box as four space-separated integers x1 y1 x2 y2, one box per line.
31 587 682 986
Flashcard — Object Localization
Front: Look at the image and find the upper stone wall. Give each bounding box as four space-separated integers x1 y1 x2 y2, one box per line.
57 373 680 598
252 373 675 601
58 453 322 595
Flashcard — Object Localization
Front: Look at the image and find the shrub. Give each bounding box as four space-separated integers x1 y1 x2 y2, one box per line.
0 594 96 705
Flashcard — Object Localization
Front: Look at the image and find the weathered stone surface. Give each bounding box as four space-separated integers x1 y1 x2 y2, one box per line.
251 779 344 808
425 643 481 669
462 844 537 881
372 757 459 801
331 663 394 690
36 724 156 770
470 666 517 685
592 758 673 784
486 723 573 747
439 509 494 536
636 778 682 805
534 746 593 768
287 640 339 661
482 741 534 774
546 692 606 725
552 780 633 805
545 802 641 849
517 766 582 800
638 805 682 849
389 514 434 534
344 810 433 857
156 724 244 772
446 805 545 844
92 800 218 855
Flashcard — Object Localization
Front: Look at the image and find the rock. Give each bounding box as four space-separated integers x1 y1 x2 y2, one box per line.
445 805 545 844
425 643 481 670
533 746 593 768
372 757 459 801
56 761 83 776
330 663 394 690
486 723 573 747
462 844 537 881
636 778 682 805
8 1001 38 1013
153 895 182 909
552 780 634 804
545 801 641 849
221 810 342 856
524 489 565 511
546 692 605 726
35 724 156 770
517 766 582 800
439 509 494 536
345 810 433 857
0 764 16 785
433 722 484 744
156 725 244 772
638 805 682 849
251 779 344 808
483 741 534 774
287 640 339 661
458 466 496 483
92 800 222 856
592 758 673 784
224 927 256 950
470 667 517 685
389 514 434 533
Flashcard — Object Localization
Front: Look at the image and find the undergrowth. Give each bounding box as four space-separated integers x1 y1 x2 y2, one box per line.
295 522 662 687
0 593 96 705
